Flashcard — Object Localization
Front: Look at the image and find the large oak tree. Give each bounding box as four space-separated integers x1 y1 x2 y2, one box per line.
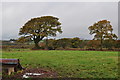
18 16 62 49
88 20 118 50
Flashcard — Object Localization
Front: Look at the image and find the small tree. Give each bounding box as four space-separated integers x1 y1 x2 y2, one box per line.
71 37 81 48
18 16 62 49
88 20 118 50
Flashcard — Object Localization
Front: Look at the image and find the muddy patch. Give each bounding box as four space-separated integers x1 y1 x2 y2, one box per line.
2 67 58 79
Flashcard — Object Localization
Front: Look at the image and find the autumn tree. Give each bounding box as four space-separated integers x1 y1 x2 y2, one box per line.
18 16 62 49
88 20 118 50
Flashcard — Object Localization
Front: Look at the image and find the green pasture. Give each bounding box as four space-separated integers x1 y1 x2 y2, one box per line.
2 49 119 78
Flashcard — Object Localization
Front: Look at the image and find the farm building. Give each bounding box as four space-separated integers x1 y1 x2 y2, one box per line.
0 59 23 75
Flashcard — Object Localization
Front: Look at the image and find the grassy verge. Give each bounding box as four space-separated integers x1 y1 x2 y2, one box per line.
2 49 118 78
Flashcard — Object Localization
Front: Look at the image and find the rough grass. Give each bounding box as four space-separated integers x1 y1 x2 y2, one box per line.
2 49 119 78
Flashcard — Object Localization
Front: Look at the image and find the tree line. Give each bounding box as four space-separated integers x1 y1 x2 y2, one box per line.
37 38 119 50
2 38 120 51
17 16 118 50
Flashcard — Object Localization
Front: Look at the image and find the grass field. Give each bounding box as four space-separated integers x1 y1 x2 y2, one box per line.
2 49 119 78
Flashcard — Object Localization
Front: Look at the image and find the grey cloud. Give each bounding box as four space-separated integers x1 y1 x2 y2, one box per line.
2 2 118 40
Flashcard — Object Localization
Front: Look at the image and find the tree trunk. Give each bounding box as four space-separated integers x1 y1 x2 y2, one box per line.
34 40 40 49
34 41 40 49
100 38 103 50
33 36 44 49
45 38 48 50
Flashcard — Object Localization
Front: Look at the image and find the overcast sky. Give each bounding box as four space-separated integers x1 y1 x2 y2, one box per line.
1 2 118 40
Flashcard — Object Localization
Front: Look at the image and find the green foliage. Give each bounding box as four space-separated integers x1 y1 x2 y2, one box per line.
2 50 118 78
71 37 81 48
17 36 31 43
18 16 62 48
